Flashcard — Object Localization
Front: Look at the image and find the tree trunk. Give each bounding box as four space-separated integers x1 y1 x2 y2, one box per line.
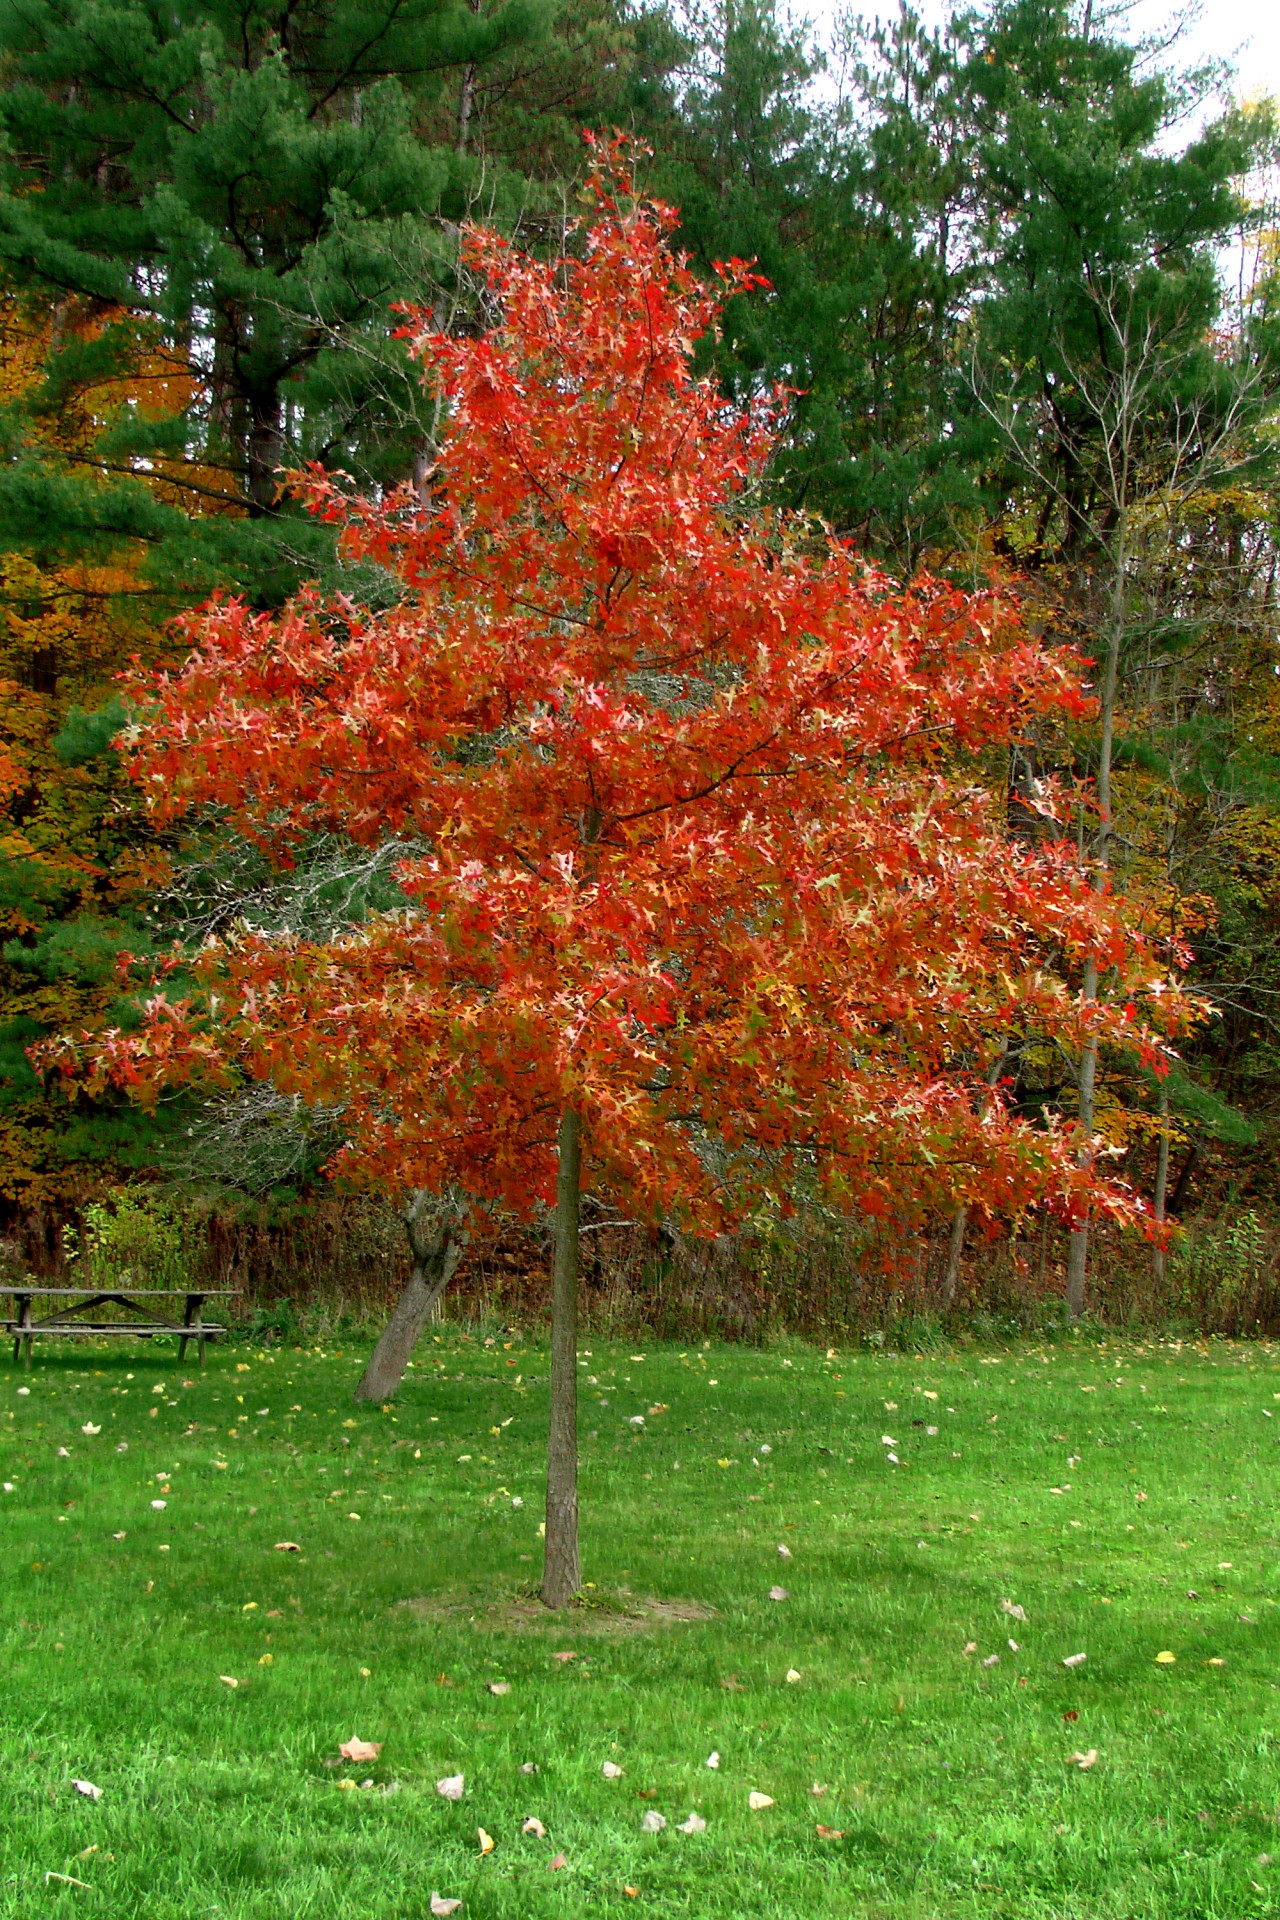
1068 497 1126 1317
942 1207 966 1309
1066 953 1099 1317
1152 1075 1171 1286
353 1190 468 1403
942 1046 1008 1309
1167 1140 1198 1216
541 1106 582 1609
246 388 285 517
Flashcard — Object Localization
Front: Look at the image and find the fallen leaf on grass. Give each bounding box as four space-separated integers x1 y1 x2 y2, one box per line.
602 1761 624 1780
522 1817 546 1837
437 1774 465 1801
963 1640 978 1656
777 1543 792 1559
623 1887 639 1898
340 1737 382 1763
552 1651 576 1664
487 1681 511 1696
430 1896 462 1916
219 1676 240 1690
1155 1651 1176 1665
1206 1657 1226 1667
1000 1599 1027 1622
719 1675 744 1692
1062 1653 1087 1669
809 1783 829 1797
982 1654 999 1668
45 1874 90 1890
548 1853 567 1870
520 1762 539 1775
81 1424 100 1436
258 1654 273 1667
274 1542 301 1553
478 1828 495 1855
677 1812 706 1834
815 1824 845 1840
705 1752 721 1769
71 1780 102 1801
768 1586 788 1602
1066 1750 1098 1770
785 1668 801 1684
748 1792 774 1811
640 1811 666 1832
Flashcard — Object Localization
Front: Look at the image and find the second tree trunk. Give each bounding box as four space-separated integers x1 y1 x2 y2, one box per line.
541 1106 582 1608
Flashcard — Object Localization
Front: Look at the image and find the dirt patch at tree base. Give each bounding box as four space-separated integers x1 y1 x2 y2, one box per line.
399 1590 714 1635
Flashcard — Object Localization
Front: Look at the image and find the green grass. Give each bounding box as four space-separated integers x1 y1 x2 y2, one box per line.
2 1330 1279 1918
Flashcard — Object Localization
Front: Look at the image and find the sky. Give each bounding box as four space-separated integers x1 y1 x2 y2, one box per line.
805 0 1280 99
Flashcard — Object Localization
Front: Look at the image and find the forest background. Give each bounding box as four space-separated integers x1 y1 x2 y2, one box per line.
2 0 1279 1341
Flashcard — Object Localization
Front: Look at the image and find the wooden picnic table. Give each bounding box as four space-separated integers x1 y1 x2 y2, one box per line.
0 1287 235 1368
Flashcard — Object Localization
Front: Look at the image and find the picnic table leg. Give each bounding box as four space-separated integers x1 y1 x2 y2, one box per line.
180 1293 207 1368
18 1291 33 1370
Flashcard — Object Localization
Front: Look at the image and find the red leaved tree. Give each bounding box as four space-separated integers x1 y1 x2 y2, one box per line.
60 143 1178 1605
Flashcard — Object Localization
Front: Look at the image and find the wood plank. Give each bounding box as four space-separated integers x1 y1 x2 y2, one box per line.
2 1323 227 1336
0 1288 236 1297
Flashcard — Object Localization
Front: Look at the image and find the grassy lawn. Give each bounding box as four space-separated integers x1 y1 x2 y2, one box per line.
2 1329 1279 1918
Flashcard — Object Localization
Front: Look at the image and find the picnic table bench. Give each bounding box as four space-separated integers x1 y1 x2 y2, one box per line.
0 1288 235 1368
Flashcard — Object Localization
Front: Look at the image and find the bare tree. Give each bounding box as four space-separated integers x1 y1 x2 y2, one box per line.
971 270 1268 1312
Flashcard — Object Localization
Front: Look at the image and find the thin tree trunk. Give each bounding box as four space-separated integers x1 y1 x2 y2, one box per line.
1152 1075 1171 1287
1167 1139 1198 1215
942 1207 966 1310
1069 503 1127 1317
353 1191 468 1403
456 64 476 154
1066 955 1099 1316
542 1106 582 1608
942 1045 1009 1309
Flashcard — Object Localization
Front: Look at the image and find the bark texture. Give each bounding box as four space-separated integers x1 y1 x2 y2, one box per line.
942 1047 1009 1308
942 1206 967 1308
541 1106 582 1608
1152 1074 1171 1286
1066 956 1100 1317
353 1189 468 1403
